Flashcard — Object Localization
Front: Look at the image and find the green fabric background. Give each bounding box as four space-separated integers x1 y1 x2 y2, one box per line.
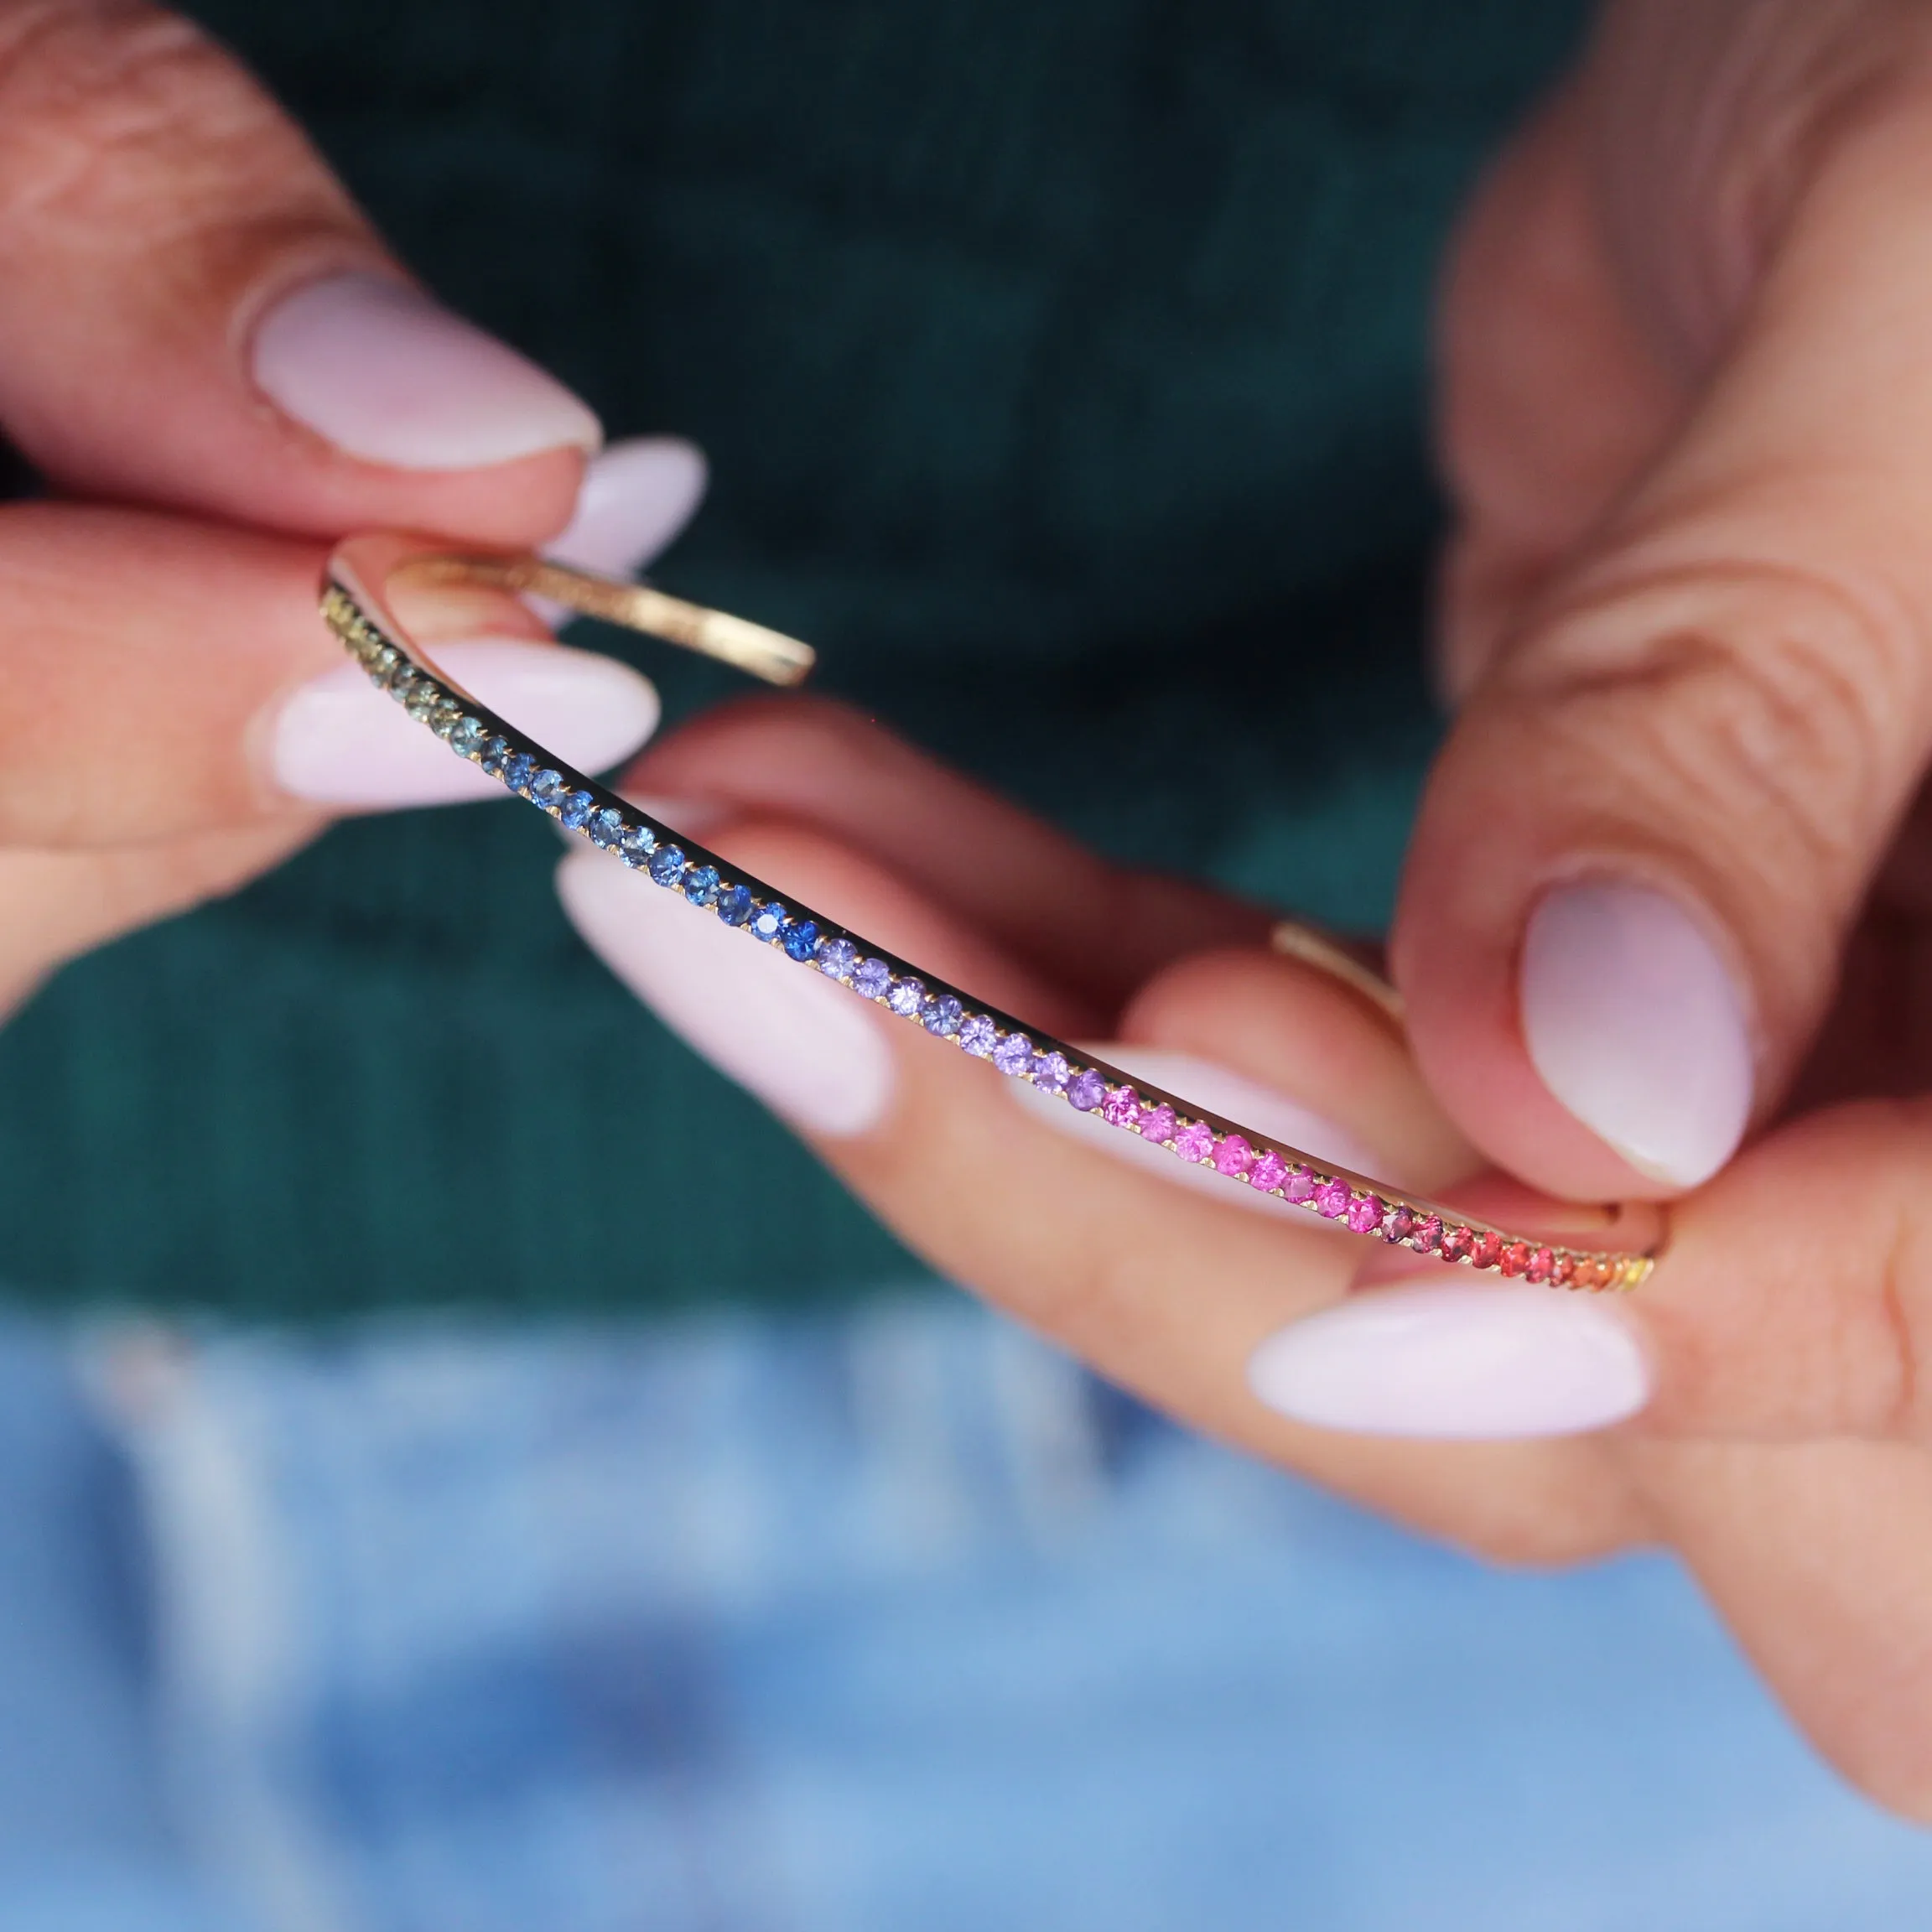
0 0 1586 1316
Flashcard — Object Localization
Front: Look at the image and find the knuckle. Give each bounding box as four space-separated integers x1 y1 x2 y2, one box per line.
1516 561 1919 920
0 1 327 239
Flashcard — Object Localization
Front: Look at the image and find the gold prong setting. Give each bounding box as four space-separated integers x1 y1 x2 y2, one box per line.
321 577 1654 1295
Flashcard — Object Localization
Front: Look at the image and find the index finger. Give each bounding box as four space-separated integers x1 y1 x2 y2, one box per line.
558 813 1644 1563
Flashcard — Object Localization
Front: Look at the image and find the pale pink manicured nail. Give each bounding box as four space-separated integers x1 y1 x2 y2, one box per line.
268 640 659 808
620 795 732 839
528 437 709 627
252 272 601 468
557 850 893 1136
1248 1282 1650 1439
545 439 707 575
1010 1044 1394 1216
1521 880 1753 1187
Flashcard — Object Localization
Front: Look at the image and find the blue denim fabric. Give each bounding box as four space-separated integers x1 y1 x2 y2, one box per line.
2 1298 1929 1930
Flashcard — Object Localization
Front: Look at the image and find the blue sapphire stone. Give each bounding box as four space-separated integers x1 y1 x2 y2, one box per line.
501 752 535 792
647 844 685 886
750 902 787 943
557 789 595 829
619 827 655 868
683 865 721 906
717 883 754 927
450 717 488 758
480 737 511 776
530 769 566 808
588 807 626 849
780 918 821 962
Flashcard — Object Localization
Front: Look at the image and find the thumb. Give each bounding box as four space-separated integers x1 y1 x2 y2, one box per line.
0 2 597 541
1396 75 1932 1197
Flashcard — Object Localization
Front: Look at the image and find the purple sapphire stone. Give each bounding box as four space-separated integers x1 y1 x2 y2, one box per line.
991 1033 1034 1077
1031 1051 1070 1095
817 937 859 980
959 1015 998 1057
922 993 964 1036
1067 1070 1106 1112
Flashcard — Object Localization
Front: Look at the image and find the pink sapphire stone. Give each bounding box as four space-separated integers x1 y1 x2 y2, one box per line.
1138 1104 1176 1145
1346 1192 1384 1234
1284 1165 1317 1203
1526 1246 1555 1285
1172 1121 1214 1162
1381 1204 1415 1244
1213 1135 1254 1178
1101 1085 1141 1129
1249 1150 1288 1192
1314 1176 1352 1219
1413 1214 1444 1254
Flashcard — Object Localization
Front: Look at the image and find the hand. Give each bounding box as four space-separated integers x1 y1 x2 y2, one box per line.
561 0 1932 1819
0 0 694 1018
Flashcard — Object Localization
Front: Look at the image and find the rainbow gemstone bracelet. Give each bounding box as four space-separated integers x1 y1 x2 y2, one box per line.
322 535 1657 1293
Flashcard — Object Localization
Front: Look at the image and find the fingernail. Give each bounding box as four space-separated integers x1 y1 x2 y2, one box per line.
529 437 709 628
545 439 708 576
1010 1044 1394 1214
252 272 601 468
1521 880 1753 1187
268 640 658 808
557 850 893 1136
1247 1282 1650 1439
621 795 732 839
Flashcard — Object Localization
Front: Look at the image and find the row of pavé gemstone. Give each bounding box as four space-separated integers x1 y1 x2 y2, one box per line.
325 585 1644 1292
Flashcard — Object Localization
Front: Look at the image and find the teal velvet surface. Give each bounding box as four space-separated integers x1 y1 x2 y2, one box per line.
0 0 1587 1315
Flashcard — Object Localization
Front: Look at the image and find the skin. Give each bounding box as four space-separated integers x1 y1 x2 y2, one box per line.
0 0 567 1013
13 0 1932 1818
612 3 1932 1818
